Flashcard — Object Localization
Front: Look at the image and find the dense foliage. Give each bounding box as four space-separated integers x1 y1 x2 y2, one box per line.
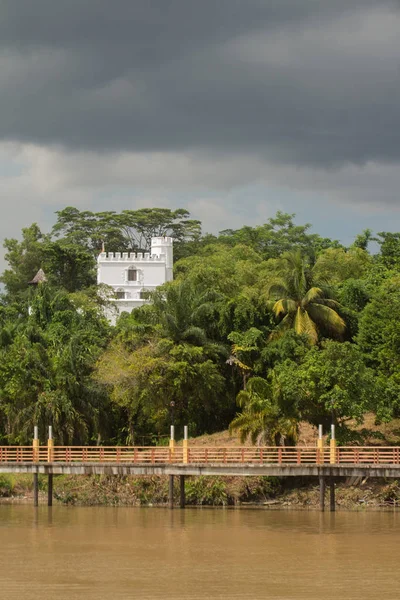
0 207 399 445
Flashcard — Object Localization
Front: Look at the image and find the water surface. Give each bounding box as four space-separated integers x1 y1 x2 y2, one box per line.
0 506 399 600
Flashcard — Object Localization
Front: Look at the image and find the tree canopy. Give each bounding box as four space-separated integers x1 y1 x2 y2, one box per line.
1 207 400 446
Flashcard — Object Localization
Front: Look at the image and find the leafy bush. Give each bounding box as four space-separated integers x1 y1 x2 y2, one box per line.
185 476 228 505
0 474 14 496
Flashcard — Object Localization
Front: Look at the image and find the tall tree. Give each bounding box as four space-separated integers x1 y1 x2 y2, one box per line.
267 250 346 344
272 341 377 437
375 232 400 269
52 206 202 257
229 376 298 445
353 228 373 251
219 211 342 261
312 247 371 285
0 224 47 299
0 284 110 444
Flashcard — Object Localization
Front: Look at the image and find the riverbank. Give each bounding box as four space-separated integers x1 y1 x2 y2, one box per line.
1 473 400 509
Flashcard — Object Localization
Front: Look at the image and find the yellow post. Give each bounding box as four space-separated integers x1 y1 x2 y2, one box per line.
47 426 54 462
330 424 337 464
183 425 189 464
47 438 54 462
317 439 324 464
33 426 39 462
169 425 175 461
317 424 324 464
330 439 337 464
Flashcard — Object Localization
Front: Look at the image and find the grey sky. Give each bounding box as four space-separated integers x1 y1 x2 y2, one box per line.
0 0 399 269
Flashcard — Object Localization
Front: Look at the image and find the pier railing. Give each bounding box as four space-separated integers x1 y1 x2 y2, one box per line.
1 446 400 465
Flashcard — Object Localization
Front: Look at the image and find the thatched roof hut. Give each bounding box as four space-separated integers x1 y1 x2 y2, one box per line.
28 268 47 285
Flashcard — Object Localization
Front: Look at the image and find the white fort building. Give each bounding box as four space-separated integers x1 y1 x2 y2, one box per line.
97 237 173 322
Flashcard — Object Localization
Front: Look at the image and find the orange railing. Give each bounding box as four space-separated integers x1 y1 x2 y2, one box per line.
1 446 400 465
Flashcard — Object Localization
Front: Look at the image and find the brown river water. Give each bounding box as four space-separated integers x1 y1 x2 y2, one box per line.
1 506 400 600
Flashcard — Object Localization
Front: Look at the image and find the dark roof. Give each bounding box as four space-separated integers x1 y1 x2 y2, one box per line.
28 268 47 285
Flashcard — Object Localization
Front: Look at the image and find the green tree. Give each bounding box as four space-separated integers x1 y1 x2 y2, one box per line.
0 284 110 444
219 211 342 261
96 337 229 440
376 232 400 269
226 328 265 389
174 243 273 338
353 228 373 251
0 224 47 299
229 376 298 445
312 247 371 285
273 341 377 437
52 206 202 258
357 275 400 374
43 240 97 292
267 250 346 344
97 276 236 440
356 275 400 420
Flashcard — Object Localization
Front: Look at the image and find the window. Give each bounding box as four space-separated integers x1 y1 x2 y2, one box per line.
128 267 137 282
115 289 125 299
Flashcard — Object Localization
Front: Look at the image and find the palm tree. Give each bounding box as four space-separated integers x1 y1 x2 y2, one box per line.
266 250 346 344
229 377 298 445
151 279 226 351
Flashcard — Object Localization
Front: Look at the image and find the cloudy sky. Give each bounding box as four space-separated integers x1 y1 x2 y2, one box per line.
0 0 400 269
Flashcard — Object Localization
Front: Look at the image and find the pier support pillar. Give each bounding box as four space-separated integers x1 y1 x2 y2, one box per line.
179 475 185 509
48 474 53 507
319 475 325 512
330 478 335 512
169 475 174 509
33 473 39 507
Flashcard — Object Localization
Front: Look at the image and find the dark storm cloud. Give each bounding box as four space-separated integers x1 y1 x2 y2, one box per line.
0 0 399 167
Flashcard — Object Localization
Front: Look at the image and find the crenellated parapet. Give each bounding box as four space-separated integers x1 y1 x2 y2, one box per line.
98 252 166 262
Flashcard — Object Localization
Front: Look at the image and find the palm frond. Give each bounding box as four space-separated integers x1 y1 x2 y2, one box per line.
273 299 286 317
311 298 340 309
268 313 294 341
266 282 290 300
307 303 346 337
279 250 309 298
181 326 208 346
294 307 318 344
247 377 270 397
272 298 297 317
302 287 324 306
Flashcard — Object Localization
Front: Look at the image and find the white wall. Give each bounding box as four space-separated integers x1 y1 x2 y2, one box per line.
98 259 167 288
97 237 173 324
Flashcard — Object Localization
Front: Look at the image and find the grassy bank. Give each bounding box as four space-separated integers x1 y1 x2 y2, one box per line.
1 473 400 510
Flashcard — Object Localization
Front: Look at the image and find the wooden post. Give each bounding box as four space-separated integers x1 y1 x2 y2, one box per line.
33 472 39 507
48 474 53 507
330 478 335 512
179 475 185 509
319 475 325 512
169 475 174 509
